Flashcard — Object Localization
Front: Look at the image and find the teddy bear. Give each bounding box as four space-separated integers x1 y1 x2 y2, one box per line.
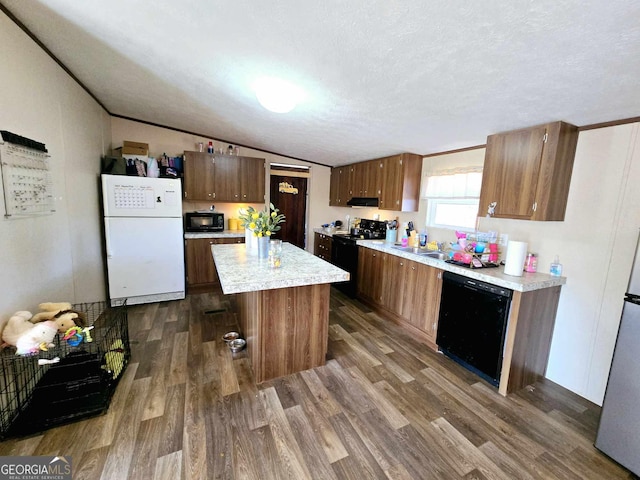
31 302 72 322
31 302 85 334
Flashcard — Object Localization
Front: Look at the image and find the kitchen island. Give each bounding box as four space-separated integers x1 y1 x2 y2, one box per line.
211 242 349 383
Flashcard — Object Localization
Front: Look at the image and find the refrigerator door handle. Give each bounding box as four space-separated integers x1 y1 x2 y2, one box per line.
105 220 114 259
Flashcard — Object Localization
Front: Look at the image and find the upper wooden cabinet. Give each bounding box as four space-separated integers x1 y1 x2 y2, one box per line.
183 152 216 200
329 153 422 211
183 152 265 203
378 153 422 211
478 121 578 221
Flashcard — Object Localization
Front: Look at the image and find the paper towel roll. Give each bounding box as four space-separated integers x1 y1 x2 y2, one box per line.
504 241 528 276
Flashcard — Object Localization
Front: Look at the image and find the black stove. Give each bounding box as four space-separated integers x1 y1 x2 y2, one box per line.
331 219 386 297
333 219 387 242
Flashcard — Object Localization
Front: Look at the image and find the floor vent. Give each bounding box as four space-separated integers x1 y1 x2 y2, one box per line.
204 308 226 315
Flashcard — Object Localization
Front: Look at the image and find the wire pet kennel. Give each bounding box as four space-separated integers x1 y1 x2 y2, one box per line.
0 301 130 438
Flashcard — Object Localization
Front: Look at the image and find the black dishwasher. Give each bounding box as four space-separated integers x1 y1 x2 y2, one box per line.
436 271 513 387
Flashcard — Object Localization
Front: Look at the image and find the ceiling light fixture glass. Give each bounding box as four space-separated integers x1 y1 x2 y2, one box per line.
253 77 304 113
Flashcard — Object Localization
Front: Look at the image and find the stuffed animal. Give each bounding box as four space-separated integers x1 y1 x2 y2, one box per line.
51 311 82 334
31 302 85 333
1 311 34 347
103 340 126 379
15 320 57 355
31 302 72 322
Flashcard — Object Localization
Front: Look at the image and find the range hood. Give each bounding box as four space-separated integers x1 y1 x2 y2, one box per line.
346 197 379 207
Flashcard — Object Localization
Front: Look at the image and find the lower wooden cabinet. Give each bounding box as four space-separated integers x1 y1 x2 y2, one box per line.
358 247 442 346
357 248 385 303
313 232 333 261
185 237 244 292
402 261 442 343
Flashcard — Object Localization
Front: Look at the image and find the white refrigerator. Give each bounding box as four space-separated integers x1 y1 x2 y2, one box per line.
101 174 185 306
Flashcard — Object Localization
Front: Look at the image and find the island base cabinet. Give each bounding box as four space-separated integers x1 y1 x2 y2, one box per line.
238 284 330 383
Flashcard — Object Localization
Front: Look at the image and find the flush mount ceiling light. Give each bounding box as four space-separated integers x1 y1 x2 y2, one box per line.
253 77 304 113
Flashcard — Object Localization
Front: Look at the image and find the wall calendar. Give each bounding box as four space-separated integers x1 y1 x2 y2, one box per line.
0 131 54 218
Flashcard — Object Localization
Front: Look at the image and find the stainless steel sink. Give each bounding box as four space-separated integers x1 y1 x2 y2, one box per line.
390 245 416 252
417 251 447 260
390 245 447 260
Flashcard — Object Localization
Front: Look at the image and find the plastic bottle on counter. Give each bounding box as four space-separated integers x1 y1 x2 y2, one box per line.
207 141 214 154
524 252 538 273
401 224 409 247
419 230 428 247
550 255 563 276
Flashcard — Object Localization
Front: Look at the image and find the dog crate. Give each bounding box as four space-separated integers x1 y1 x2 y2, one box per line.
0 300 130 438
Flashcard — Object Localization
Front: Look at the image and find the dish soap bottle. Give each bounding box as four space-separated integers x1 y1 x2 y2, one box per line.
550 255 563 276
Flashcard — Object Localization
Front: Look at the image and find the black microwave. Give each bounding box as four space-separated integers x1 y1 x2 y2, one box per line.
185 212 224 232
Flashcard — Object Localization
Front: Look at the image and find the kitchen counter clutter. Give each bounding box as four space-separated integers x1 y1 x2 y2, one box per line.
212 242 349 294
357 240 566 292
211 242 349 383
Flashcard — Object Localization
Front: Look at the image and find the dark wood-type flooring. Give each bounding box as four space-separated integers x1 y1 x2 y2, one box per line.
0 288 635 479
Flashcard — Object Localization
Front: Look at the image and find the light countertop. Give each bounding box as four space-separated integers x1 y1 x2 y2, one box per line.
358 240 566 292
211 242 350 294
312 228 349 237
185 229 245 239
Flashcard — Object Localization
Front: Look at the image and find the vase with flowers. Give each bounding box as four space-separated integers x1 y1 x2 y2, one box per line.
238 203 286 258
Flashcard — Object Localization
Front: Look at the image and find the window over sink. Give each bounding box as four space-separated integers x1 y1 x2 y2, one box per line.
423 168 482 231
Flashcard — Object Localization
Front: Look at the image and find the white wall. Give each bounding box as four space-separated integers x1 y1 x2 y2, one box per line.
0 10 111 321
478 123 640 404
110 118 336 252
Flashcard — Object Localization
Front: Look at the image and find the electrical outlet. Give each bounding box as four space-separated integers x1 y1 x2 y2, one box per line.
498 234 509 246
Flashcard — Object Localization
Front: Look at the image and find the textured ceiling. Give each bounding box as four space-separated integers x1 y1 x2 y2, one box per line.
3 0 640 166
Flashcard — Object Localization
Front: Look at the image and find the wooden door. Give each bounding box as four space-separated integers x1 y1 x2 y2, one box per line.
240 157 265 202
213 155 239 202
329 167 340 206
479 126 546 219
185 238 218 286
269 174 307 248
357 248 384 303
339 166 354 204
353 160 379 198
364 159 381 198
382 256 405 315
183 152 215 201
404 262 442 342
379 155 403 210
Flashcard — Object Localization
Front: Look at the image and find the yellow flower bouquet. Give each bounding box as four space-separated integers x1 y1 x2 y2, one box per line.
239 203 285 237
